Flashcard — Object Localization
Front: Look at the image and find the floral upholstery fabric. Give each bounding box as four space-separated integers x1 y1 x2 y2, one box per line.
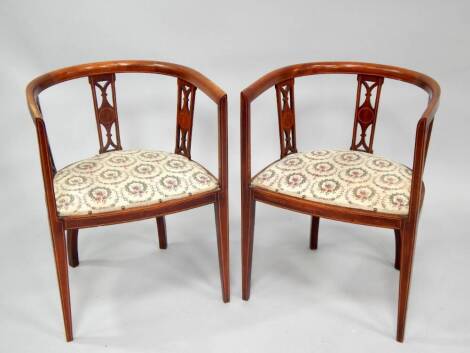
54 149 218 216
251 150 412 215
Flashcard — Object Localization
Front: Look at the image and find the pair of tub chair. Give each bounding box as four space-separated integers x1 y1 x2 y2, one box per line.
27 60 439 342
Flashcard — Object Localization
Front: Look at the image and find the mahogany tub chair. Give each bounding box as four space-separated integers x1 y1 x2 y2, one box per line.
27 60 229 341
240 62 439 342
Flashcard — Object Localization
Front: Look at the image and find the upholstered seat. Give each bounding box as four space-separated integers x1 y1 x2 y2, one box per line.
251 150 412 215
54 149 219 216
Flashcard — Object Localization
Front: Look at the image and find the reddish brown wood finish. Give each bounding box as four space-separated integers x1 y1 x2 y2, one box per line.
27 60 229 342
156 216 167 249
214 193 230 302
309 216 319 250
241 191 256 301
175 78 197 159
275 78 297 158
350 74 384 153
89 73 122 153
66 229 79 268
394 228 401 270
240 62 440 342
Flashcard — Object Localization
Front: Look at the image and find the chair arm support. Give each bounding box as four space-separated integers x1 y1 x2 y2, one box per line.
34 118 59 219
217 95 229 196
408 116 432 223
240 92 252 190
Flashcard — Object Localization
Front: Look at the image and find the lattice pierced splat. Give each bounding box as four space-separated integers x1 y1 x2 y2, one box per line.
350 74 384 153
174 78 197 159
275 78 297 158
88 74 122 153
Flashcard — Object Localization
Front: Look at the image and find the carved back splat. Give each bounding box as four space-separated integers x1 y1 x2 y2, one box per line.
175 78 197 159
88 74 122 153
350 74 384 153
275 78 297 158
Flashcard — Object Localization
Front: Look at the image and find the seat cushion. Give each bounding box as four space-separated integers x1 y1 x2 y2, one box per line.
251 150 412 215
54 149 218 216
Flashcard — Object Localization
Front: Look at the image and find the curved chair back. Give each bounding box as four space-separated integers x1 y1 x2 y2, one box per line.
241 62 440 222
27 60 228 219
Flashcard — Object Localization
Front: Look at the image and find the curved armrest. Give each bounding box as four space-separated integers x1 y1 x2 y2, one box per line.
26 60 226 121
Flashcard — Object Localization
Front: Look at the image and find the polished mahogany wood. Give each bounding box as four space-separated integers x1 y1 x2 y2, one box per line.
66 229 79 267
394 229 401 270
214 193 230 302
241 191 255 301
309 216 319 250
88 73 122 153
51 222 73 342
175 78 197 159
27 60 229 342
252 187 403 228
275 78 297 158
350 74 384 153
240 61 440 342
156 216 167 249
62 190 218 229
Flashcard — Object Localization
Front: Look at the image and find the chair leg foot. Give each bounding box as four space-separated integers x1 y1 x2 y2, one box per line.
394 229 401 270
241 192 256 301
66 229 79 268
396 223 417 342
156 216 167 249
310 216 320 250
214 194 230 303
51 222 73 341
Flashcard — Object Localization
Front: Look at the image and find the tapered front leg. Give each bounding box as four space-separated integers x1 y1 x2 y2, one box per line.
241 192 256 300
51 222 73 341
396 223 417 342
156 216 167 249
214 194 230 303
394 229 401 270
310 216 320 250
66 229 79 268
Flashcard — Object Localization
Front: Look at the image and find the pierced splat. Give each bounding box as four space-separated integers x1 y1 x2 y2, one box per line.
88 74 122 153
175 78 197 159
350 74 384 153
275 78 297 158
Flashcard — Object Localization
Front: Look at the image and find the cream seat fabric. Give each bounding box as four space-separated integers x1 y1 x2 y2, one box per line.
251 150 412 215
54 149 218 216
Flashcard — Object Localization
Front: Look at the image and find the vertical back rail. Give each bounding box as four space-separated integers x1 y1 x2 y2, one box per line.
275 78 297 158
350 74 384 153
175 78 197 159
88 73 122 153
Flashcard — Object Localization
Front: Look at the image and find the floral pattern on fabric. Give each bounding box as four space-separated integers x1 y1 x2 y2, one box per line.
251 150 413 215
54 149 218 216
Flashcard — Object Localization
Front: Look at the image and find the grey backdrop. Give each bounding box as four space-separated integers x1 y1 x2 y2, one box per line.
0 0 469 352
